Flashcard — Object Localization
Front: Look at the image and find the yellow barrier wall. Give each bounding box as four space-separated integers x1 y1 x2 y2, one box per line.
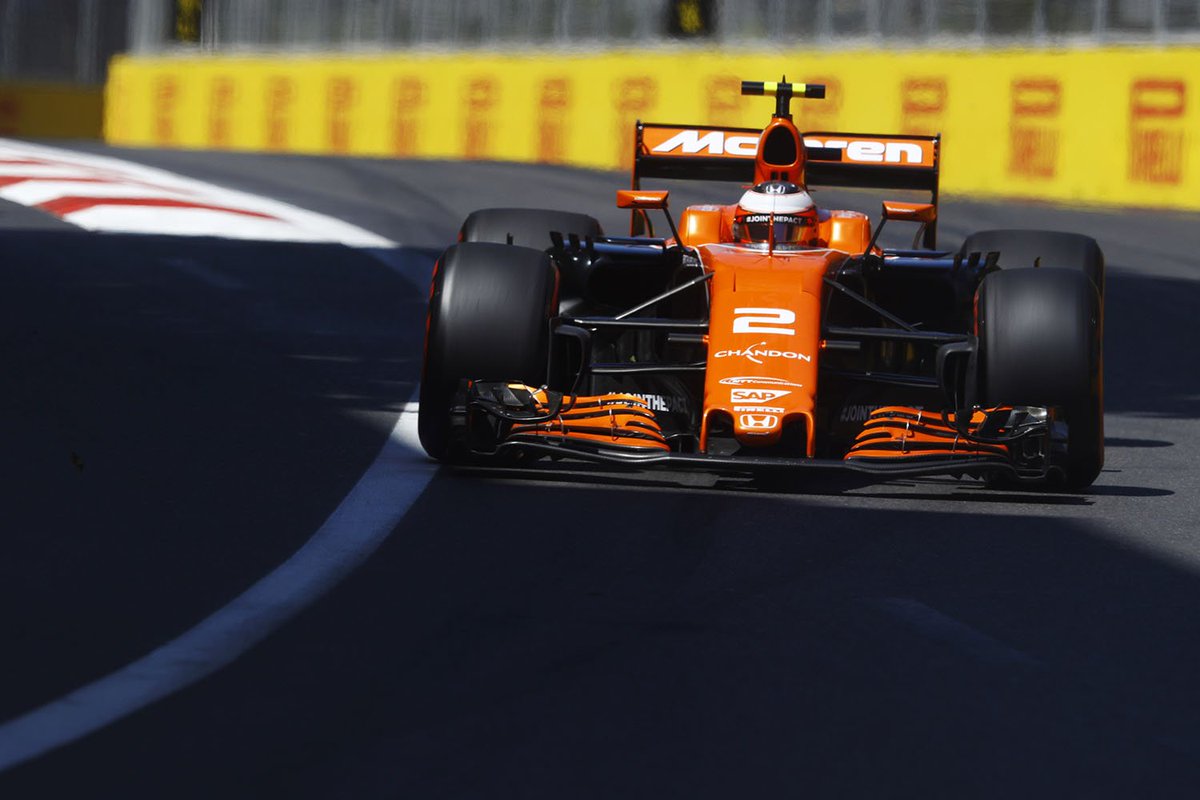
106 48 1199 210
1 82 104 139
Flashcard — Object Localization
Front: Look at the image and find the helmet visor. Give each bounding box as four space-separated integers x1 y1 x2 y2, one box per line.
732 213 812 244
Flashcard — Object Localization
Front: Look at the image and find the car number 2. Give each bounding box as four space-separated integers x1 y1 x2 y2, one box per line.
733 307 796 336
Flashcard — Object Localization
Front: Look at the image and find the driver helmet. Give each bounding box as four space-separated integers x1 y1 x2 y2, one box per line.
731 181 818 245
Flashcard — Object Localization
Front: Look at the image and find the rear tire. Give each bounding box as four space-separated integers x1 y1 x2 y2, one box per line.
977 267 1104 489
460 208 603 251
961 229 1104 298
418 242 558 460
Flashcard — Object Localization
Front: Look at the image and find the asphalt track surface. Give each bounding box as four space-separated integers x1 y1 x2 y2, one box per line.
1 143 1199 798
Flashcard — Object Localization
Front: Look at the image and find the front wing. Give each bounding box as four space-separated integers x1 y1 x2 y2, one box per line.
458 382 1057 481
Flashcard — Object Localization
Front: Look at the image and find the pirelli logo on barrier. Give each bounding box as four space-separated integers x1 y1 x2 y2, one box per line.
208 76 235 148
1008 77 1062 179
154 76 179 145
464 77 498 159
900 77 947 137
391 76 424 157
797 76 842 131
616 77 658 169
705 76 744 128
327 76 355 153
642 126 936 167
538 77 571 163
1129 78 1187 186
265 76 294 150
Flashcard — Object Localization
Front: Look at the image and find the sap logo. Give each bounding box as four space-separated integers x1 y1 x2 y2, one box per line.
739 413 778 430
720 376 804 388
714 342 812 366
803 137 925 165
652 129 759 156
731 388 790 403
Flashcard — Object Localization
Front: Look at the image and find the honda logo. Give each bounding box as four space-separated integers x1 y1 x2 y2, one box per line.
739 414 778 430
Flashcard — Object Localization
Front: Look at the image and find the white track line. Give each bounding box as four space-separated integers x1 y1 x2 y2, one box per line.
0 404 433 772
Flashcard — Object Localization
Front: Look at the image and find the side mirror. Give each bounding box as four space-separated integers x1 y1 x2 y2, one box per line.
617 189 680 242
882 201 937 224
617 189 669 210
868 201 939 253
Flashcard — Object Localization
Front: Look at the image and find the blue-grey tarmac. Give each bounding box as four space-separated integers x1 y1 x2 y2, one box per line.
1 144 1198 798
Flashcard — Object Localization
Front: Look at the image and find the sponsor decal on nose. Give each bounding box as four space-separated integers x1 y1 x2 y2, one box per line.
739 413 778 430
714 342 812 365
730 388 790 403
719 376 805 388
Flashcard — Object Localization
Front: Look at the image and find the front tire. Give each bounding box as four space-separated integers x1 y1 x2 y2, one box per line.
418 242 558 460
977 267 1104 489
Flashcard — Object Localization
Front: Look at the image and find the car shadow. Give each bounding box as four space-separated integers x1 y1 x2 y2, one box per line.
46 470 1200 798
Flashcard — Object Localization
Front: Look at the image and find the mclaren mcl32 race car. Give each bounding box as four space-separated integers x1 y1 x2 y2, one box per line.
418 79 1104 489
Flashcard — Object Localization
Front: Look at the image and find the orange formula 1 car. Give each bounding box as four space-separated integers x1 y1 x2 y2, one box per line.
419 79 1104 489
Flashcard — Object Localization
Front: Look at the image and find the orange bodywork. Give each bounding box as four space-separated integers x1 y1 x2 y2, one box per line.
659 112 880 457
616 189 669 209
678 205 870 253
543 84 959 467
881 200 937 224
698 245 844 455
754 115 807 184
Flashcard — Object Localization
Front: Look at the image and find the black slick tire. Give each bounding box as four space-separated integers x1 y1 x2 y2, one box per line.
977 267 1104 489
418 242 558 461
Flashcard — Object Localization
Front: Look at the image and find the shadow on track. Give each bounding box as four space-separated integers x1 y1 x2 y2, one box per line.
14 471 1195 798
0 229 430 721
1104 269 1200 419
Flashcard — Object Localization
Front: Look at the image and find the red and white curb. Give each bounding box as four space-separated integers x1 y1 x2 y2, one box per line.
0 139 394 247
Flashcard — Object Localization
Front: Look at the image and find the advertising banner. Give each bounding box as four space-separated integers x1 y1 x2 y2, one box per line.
105 47 1200 210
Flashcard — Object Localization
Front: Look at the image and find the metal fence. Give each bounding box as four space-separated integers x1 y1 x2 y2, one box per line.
2 0 1199 85
186 0 670 49
175 0 1200 49
719 0 1200 41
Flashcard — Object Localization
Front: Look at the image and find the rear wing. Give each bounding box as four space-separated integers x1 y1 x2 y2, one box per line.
633 121 940 200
